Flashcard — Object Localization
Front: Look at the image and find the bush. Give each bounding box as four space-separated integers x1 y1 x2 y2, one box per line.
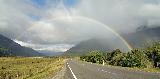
110 53 126 66
121 49 152 68
80 42 160 69
145 42 160 67
80 50 105 64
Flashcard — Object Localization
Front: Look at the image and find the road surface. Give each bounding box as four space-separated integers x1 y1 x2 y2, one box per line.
53 60 160 79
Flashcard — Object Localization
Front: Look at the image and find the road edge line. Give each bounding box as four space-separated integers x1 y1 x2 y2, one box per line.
67 63 78 79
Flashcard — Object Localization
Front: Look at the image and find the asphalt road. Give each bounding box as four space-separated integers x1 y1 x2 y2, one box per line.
53 59 160 79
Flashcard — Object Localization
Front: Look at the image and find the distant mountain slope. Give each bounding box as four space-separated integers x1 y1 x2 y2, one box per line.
65 39 110 56
65 38 129 56
123 26 160 48
38 50 63 56
65 26 160 56
0 34 43 56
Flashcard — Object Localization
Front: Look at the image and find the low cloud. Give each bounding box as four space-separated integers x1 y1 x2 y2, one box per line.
1 0 160 52
14 40 74 52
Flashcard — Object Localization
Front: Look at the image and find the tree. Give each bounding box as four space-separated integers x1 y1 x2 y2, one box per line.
145 42 160 67
110 53 126 66
0 47 11 57
87 50 105 64
80 50 105 64
106 49 122 61
109 49 123 65
121 49 152 68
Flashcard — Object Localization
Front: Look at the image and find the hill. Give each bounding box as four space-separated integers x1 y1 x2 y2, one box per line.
0 34 43 56
65 26 160 56
65 38 129 56
124 26 160 48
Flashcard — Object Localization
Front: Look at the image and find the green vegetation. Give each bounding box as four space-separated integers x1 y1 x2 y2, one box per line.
80 42 160 72
0 47 11 57
0 57 66 79
80 50 105 64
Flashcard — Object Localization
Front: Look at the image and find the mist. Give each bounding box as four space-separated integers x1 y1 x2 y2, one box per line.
0 0 160 52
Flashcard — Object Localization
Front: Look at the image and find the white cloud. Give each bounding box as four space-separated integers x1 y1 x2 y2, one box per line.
14 40 74 52
75 0 160 32
1 0 160 52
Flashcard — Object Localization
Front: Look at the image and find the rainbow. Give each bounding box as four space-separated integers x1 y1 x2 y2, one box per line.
16 16 133 51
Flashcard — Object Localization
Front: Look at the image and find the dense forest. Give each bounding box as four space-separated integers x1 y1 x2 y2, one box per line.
80 42 160 68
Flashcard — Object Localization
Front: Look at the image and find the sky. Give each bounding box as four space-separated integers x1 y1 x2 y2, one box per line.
0 0 160 53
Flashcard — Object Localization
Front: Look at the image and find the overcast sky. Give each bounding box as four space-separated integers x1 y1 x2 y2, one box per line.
0 0 160 52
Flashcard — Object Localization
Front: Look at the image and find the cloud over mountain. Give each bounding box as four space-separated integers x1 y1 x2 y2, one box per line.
1 0 160 52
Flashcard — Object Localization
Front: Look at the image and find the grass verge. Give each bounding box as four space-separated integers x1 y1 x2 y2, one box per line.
0 57 66 79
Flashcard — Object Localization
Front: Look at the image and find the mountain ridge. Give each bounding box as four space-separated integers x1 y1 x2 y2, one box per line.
0 34 43 56
65 26 160 55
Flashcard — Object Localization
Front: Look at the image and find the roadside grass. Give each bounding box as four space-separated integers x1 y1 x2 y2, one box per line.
0 57 66 79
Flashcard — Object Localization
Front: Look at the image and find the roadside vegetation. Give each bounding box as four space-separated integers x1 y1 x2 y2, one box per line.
0 57 66 79
80 42 160 72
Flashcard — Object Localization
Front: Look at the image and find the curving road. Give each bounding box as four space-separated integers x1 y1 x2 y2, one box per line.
53 59 160 79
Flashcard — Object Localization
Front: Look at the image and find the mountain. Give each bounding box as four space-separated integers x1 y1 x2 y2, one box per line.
38 50 63 56
65 39 109 56
0 34 43 56
65 38 129 56
65 26 160 55
123 26 160 48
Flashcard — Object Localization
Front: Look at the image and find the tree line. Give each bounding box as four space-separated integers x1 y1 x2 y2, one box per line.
80 42 160 68
0 47 12 57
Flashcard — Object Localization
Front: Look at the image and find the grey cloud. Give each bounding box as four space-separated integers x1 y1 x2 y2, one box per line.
76 0 160 33
0 0 40 38
1 0 160 51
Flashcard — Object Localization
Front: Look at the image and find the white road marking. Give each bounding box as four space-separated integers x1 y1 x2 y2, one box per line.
67 63 78 79
102 70 117 75
101 69 104 71
99 69 116 75
98 68 117 75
